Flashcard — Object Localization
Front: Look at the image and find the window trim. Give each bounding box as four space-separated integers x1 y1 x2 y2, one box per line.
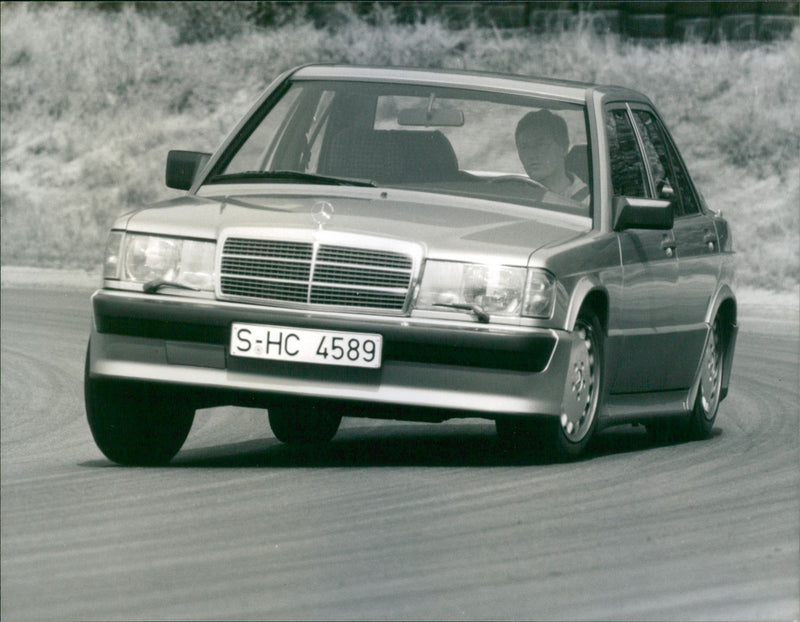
603 103 649 200
661 125 704 218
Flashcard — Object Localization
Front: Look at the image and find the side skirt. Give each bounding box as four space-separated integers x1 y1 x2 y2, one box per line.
599 389 691 429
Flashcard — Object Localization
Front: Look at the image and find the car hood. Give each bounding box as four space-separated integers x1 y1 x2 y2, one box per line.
121 186 589 265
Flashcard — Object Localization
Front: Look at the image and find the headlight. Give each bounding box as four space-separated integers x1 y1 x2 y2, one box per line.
103 232 216 292
461 264 527 314
417 261 555 319
125 235 182 283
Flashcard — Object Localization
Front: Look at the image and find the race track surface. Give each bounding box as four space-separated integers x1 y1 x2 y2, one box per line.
2 286 798 620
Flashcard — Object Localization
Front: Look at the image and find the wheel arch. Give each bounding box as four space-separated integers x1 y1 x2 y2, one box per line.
686 285 737 407
706 284 737 327
564 279 609 334
708 286 738 401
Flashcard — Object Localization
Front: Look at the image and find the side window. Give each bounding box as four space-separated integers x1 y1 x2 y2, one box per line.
605 108 647 198
633 110 700 217
632 110 680 209
665 138 701 216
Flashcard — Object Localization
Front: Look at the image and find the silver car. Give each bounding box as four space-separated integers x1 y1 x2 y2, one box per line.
85 64 737 464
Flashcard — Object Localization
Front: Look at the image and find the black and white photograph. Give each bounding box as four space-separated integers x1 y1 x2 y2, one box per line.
1 1 798 619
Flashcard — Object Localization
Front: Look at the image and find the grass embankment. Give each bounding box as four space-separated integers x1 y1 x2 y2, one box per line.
1 3 798 290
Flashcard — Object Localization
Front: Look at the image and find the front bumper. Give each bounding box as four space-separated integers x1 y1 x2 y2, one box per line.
88 290 574 418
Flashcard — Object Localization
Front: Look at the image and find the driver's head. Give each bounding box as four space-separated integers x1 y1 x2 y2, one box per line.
515 110 569 183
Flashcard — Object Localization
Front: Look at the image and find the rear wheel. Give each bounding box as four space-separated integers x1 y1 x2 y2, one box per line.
647 317 725 443
686 317 724 440
268 403 342 445
84 345 195 466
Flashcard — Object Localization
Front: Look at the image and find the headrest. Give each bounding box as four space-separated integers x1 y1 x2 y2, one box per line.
323 129 458 184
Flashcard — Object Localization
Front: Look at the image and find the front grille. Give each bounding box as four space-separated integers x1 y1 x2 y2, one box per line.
219 237 415 312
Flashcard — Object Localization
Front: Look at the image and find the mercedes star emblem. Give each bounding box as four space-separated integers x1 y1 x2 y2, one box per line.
311 201 335 228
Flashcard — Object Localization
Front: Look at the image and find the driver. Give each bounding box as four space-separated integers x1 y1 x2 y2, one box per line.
515 110 589 204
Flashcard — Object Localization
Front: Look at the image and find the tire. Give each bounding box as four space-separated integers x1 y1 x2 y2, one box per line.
497 311 604 461
552 312 604 459
645 419 684 445
84 344 195 466
686 317 724 440
646 317 725 444
496 417 550 452
268 402 342 445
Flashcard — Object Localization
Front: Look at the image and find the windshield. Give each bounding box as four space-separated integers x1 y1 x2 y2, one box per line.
211 80 592 216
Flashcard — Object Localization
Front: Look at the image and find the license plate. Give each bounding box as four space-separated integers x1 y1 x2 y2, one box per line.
230 323 382 368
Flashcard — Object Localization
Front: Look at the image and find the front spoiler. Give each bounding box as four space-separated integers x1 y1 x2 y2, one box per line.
88 290 576 418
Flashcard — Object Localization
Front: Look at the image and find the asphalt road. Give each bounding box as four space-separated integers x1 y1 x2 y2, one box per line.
2 286 798 621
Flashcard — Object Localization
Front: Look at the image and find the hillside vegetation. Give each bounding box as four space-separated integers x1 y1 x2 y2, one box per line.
1 3 798 289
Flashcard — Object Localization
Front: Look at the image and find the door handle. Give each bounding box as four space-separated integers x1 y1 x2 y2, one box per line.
703 231 716 250
661 238 676 257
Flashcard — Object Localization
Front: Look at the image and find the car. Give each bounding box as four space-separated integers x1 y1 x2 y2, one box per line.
85 64 737 465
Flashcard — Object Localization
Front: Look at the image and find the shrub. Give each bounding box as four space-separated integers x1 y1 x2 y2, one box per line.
136 1 256 45
1 2 797 290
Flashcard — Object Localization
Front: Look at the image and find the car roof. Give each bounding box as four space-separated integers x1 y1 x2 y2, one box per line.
291 64 650 105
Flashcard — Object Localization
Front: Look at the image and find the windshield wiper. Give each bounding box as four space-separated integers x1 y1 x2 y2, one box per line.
209 170 376 187
434 303 491 323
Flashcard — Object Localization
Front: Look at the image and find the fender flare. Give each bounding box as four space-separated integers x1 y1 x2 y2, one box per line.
705 283 737 326
564 277 609 333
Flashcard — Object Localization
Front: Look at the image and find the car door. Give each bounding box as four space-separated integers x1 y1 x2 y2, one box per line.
631 107 716 389
604 105 680 394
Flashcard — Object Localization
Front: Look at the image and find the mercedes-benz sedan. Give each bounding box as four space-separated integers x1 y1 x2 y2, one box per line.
85 64 737 464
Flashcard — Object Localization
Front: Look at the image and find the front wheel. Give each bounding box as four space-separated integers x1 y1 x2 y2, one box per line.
84 345 195 466
551 313 604 459
497 312 604 461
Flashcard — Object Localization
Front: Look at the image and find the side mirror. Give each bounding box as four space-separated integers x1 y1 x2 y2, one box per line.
613 196 674 231
166 150 211 190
